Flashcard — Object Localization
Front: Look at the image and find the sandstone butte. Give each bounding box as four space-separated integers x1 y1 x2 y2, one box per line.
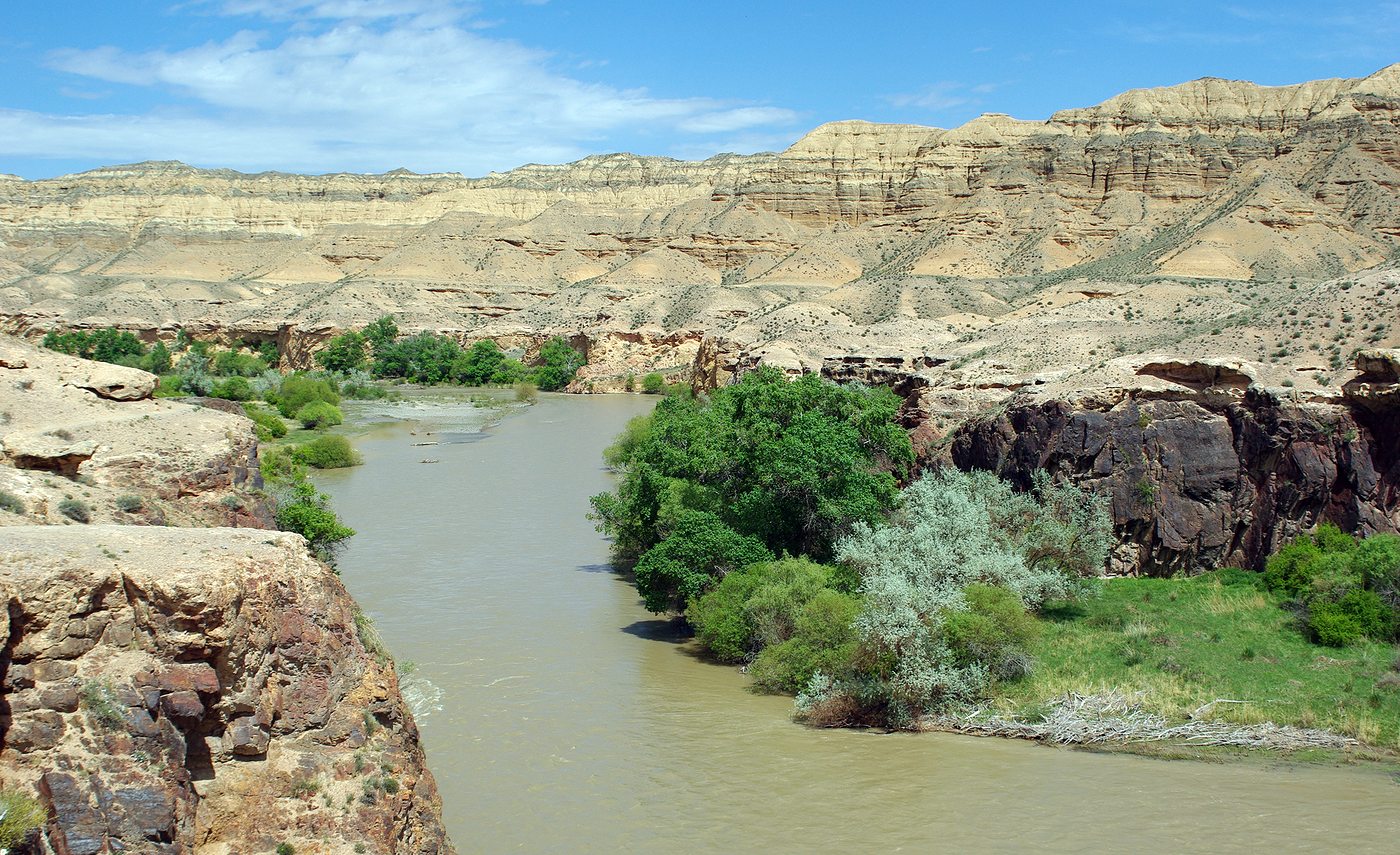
1 64 1400 850
0 335 455 853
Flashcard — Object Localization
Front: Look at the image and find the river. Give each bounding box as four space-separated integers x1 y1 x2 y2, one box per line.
314 392 1400 853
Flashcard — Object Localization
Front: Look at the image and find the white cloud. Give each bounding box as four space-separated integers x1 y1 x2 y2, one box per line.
8 2 800 175
884 82 973 111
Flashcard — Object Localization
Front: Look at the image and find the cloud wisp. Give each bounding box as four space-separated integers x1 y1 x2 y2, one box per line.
5 1 799 175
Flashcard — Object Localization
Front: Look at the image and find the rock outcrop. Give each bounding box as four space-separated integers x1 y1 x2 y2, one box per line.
0 338 455 853
0 527 450 854
0 336 266 529
942 370 1400 575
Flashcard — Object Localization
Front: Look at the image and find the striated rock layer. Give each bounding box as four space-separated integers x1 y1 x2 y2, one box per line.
0 64 1397 387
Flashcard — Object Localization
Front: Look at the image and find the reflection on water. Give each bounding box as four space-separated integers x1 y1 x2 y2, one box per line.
316 393 1400 854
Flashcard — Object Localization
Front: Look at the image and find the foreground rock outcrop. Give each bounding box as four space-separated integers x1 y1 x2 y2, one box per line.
0 527 450 854
0 338 455 853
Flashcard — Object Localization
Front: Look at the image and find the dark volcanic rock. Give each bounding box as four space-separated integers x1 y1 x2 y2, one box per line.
946 388 1400 574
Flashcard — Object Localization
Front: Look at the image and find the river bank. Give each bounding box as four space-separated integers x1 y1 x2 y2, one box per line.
314 393 1400 853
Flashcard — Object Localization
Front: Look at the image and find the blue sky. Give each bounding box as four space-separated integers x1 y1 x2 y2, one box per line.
0 0 1396 178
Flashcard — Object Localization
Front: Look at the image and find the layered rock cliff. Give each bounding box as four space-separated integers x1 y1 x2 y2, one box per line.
0 64 1396 387
0 338 454 853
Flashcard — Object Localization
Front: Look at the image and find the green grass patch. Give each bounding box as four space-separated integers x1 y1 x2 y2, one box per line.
996 574 1400 747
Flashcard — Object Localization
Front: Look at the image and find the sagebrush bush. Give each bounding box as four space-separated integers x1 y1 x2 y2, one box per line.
822 468 1110 727
58 498 91 523
114 494 144 512
0 490 24 514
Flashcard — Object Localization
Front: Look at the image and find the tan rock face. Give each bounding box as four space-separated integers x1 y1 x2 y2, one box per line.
0 65 1396 391
0 335 265 528
0 526 452 855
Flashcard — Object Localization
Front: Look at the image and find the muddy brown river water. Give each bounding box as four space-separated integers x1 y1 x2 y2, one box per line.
315 392 1400 853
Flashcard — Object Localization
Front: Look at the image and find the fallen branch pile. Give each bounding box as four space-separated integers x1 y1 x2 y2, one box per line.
929 691 1356 750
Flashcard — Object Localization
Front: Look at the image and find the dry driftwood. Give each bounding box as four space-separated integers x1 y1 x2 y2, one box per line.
930 691 1356 750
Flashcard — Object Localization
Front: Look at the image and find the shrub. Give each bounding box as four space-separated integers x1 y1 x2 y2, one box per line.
276 844 295 855
274 481 355 562
941 584 1040 682
114 494 144 512
80 679 125 728
58 499 91 523
0 490 24 514
210 376 253 401
1336 588 1392 640
243 403 288 440
749 588 862 693
154 374 187 398
641 372 666 394
1309 601 1363 647
271 374 340 418
291 435 362 469
513 381 538 403
0 789 46 850
1355 533 1400 609
296 401 344 430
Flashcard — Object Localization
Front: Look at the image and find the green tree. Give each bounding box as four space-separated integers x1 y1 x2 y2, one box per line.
532 336 586 391
632 511 773 613
270 477 355 562
641 372 666 394
363 315 399 358
452 339 507 385
373 332 463 383
590 365 913 563
316 331 369 373
146 340 173 374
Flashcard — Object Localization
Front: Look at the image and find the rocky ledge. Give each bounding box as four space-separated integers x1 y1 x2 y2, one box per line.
0 337 454 854
0 526 452 855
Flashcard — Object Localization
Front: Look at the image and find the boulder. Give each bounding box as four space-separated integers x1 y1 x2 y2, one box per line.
2 433 97 476
1355 349 1400 383
67 363 157 401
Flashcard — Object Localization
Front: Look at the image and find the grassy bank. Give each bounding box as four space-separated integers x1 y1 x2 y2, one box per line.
991 572 1400 748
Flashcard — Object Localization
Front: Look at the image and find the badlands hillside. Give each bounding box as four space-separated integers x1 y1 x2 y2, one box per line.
0 64 1396 400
